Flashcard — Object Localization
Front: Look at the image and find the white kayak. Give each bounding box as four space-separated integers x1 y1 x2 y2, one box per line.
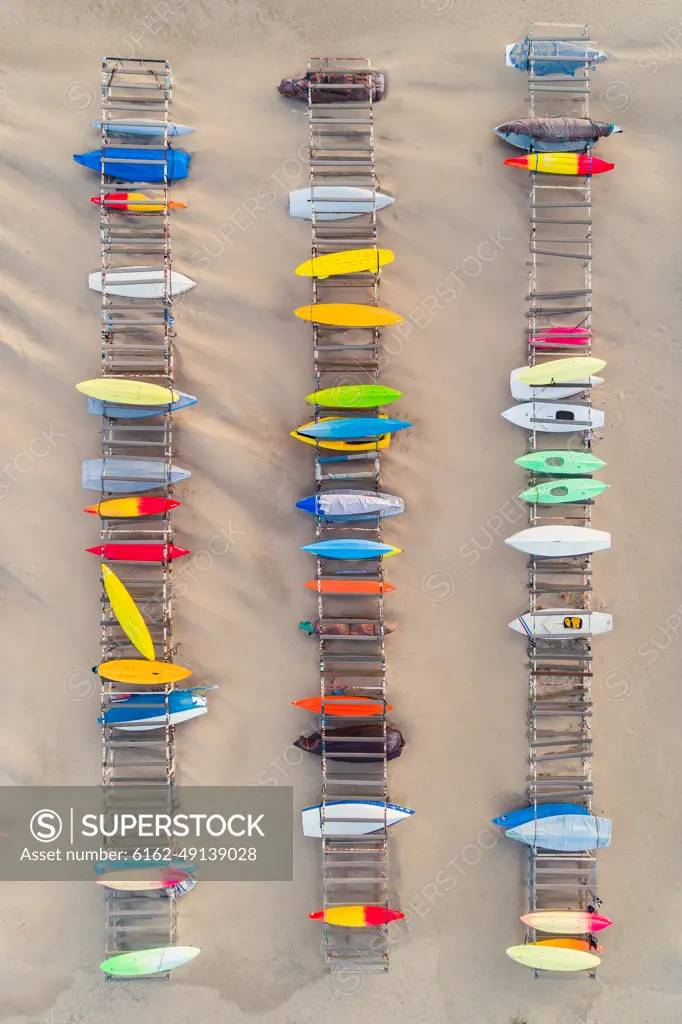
502 402 604 432
88 266 196 299
302 800 414 838
505 526 611 558
505 814 611 851
289 186 395 221
510 609 613 637
91 120 195 136
510 368 603 402
82 458 191 493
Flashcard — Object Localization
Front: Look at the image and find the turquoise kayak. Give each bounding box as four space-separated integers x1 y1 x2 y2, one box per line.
298 417 411 440
301 539 402 559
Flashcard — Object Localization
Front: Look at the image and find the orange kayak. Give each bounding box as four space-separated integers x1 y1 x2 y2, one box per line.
309 906 403 927
303 579 395 595
292 696 392 716
536 938 604 954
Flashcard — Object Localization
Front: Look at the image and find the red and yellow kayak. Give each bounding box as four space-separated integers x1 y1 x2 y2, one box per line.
84 497 180 518
91 192 187 212
303 579 395 595
292 696 393 717
504 153 614 176
87 544 190 562
309 906 404 927
535 938 604 954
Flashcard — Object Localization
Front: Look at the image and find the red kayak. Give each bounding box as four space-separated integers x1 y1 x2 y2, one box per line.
530 326 592 350
86 544 190 562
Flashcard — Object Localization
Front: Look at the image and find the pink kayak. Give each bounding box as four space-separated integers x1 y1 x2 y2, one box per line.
530 326 592 350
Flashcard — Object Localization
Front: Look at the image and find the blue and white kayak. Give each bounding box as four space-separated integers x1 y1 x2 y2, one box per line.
298 417 411 440
493 803 590 829
302 800 415 837
74 148 191 182
296 491 404 521
301 539 401 560
99 691 207 730
88 392 198 418
505 814 611 851
91 120 195 137
82 458 191 492
94 859 197 875
506 39 608 77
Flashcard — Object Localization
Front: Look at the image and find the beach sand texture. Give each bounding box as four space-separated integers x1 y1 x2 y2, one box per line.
0 2 681 1023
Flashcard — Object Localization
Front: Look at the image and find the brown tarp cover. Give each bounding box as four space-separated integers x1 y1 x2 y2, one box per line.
313 621 395 637
294 725 404 761
497 117 615 142
278 71 385 103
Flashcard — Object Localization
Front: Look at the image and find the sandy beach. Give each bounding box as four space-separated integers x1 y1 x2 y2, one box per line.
1 1 681 1022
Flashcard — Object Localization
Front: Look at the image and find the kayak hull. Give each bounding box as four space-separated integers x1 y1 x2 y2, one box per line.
303 579 396 595
309 906 404 926
510 610 613 638
306 384 402 408
519 479 609 503
291 696 393 717
521 910 613 934
505 814 611 851
493 803 589 828
514 450 606 475
100 946 200 976
502 402 605 432
102 565 154 660
301 800 414 838
296 491 404 520
84 497 181 518
97 659 192 685
75 148 191 182
77 379 178 406
88 544 190 562
505 526 611 558
296 249 395 278
302 539 401 560
506 944 600 971
517 356 606 386
88 391 197 418
82 459 191 493
295 303 403 328
298 417 410 440
88 267 196 299
289 186 394 220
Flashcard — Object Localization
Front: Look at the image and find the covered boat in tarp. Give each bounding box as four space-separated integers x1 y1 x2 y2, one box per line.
494 117 621 152
493 802 589 828
505 813 611 851
296 490 404 521
278 71 385 103
299 620 395 638
294 725 405 762
506 39 607 77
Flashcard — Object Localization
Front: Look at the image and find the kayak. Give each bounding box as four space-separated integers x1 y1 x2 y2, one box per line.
91 120 195 137
309 906 404 926
519 479 609 504
536 938 604 954
100 946 200 976
296 249 395 278
291 418 390 452
96 867 191 890
510 610 613 638
517 357 606 385
88 267 196 298
74 148 191 182
302 800 414 837
76 379 178 406
91 192 187 211
296 491 404 520
301 539 402 560
96 659 192 685
506 38 608 77
504 153 614 175
506 944 600 971
94 858 197 875
102 564 154 660
502 402 605 432
82 458 191 493
521 910 613 934
493 803 589 828
510 367 602 402
295 725 405 761
279 71 386 103
297 417 411 440
530 327 592 349
306 384 402 408
303 579 396 595
299 620 396 637
494 117 620 152
291 696 392 717
87 544 190 562
84 497 180 518
295 304 403 327
505 814 611 851
515 450 606 475
505 525 611 557
88 391 197 418
100 691 207 729
289 186 394 220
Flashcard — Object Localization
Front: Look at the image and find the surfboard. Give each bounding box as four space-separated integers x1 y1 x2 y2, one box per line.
289 186 394 220
291 418 390 452
76 379 178 406
510 367 603 402
519 479 609 504
505 814 611 851
99 946 200 976
517 357 606 386
493 803 589 828
520 910 613 934
100 692 207 730
82 459 191 493
96 867 191 890
309 906 404 926
91 192 187 212
302 800 414 838
296 491 404 520
84 497 181 518
96 659 192 685
535 938 604 953
306 384 402 408
87 544 190 562
296 249 395 278
74 148 191 183
102 564 155 660
302 539 402 560
88 266 196 298
295 303 403 328
506 944 600 971
291 696 393 716
505 526 611 558
502 403 605 432
303 579 396 595
510 610 613 638
87 391 197 418
298 417 411 440
91 120 195 136
514 450 606 475
504 153 614 175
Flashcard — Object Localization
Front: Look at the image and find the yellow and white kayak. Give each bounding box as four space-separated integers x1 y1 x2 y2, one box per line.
518 356 606 386
295 303 404 328
102 565 155 660
96 659 192 685
295 249 395 279
76 379 179 406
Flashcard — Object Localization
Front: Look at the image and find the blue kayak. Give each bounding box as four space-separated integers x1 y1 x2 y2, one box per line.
493 802 590 828
298 417 411 440
99 691 207 728
301 539 401 560
73 148 191 182
88 392 198 418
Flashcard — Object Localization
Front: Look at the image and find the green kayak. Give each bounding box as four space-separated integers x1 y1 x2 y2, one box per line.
100 945 200 976
520 479 609 504
306 384 402 408
515 450 606 475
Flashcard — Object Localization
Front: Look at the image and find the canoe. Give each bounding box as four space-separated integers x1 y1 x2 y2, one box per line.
530 326 592 349
96 659 192 685
100 691 207 730
303 579 396 595
502 403 605 432
96 867 191 890
306 384 402 408
296 249 395 278
504 153 614 175
295 725 405 761
494 117 619 152
505 526 611 558
279 71 385 103
520 910 613 934
91 120 195 136
517 356 606 385
506 39 608 76
102 565 154 660
74 148 191 182
88 266 196 298
88 391 197 418
493 803 589 828
91 192 187 212
87 544 190 562
298 417 411 440
536 938 604 953
510 609 613 638
296 491 404 520
506 944 600 972
77 379 178 406
84 497 181 518
309 906 404 926
519 479 609 504
82 458 191 493
299 620 396 637
505 814 611 851
291 418 390 452
510 367 602 402
302 800 414 838
100 946 200 976
291 696 393 717
514 450 606 475
302 539 402 560
295 303 403 328
289 186 394 220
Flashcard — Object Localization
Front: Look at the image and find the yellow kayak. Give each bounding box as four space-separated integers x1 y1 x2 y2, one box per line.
96 659 191 685
295 249 395 279
506 944 600 971
101 565 155 660
76 379 179 406
291 417 390 452
294 303 404 328
518 357 606 386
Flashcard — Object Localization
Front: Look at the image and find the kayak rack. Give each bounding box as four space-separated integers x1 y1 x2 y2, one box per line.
509 24 607 981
